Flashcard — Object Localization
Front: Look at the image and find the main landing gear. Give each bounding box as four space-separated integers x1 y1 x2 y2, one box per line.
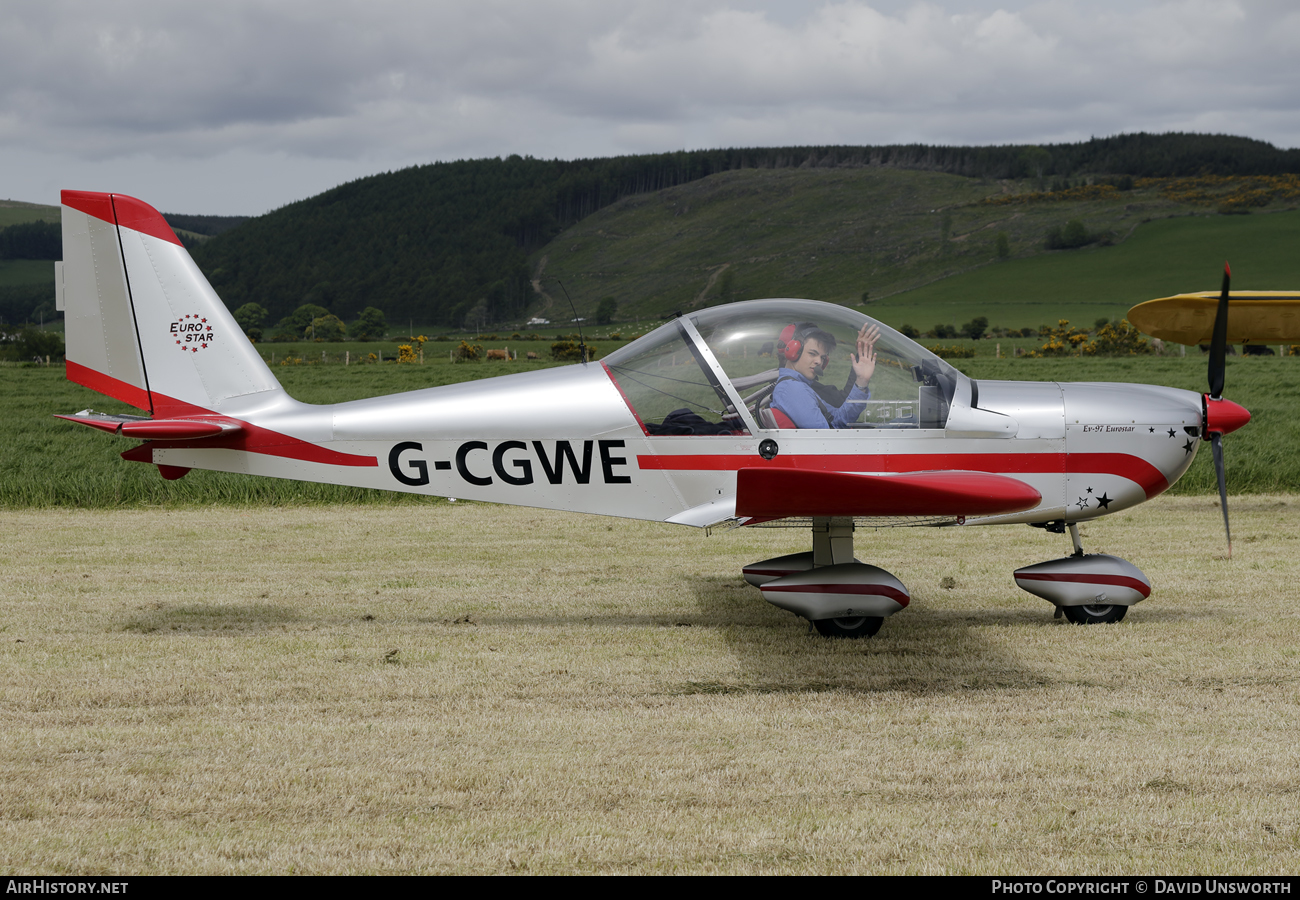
744 519 1151 636
742 518 909 639
1014 522 1150 624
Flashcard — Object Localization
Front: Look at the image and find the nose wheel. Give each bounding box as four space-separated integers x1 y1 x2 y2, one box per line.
1061 604 1128 625
812 616 884 638
1016 523 1149 624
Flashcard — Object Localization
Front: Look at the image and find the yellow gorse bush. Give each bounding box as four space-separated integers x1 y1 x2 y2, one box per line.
1085 320 1151 356
1025 319 1150 357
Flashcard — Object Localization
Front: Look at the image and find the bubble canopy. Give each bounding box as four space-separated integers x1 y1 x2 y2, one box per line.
603 299 961 434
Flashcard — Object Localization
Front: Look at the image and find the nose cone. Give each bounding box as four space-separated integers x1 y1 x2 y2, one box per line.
1204 396 1251 437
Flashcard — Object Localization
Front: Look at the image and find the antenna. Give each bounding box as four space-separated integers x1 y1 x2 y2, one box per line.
554 279 588 363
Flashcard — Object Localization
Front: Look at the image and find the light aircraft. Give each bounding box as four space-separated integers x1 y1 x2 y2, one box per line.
53 191 1252 638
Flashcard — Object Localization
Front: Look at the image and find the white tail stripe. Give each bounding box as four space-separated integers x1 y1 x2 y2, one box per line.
61 206 150 406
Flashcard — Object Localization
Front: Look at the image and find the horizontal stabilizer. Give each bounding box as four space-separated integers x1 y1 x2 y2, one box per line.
56 411 243 440
735 467 1042 519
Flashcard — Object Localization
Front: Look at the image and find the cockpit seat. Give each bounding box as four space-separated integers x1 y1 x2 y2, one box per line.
758 405 796 429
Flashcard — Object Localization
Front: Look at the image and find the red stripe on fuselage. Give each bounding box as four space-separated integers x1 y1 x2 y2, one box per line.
65 363 376 468
1014 572 1152 599
636 452 1169 499
761 582 911 605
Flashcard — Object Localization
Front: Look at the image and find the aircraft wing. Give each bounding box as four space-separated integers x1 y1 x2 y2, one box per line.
1128 291 1300 344
735 468 1042 519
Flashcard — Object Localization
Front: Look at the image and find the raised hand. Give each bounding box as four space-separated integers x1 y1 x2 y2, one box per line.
852 323 879 389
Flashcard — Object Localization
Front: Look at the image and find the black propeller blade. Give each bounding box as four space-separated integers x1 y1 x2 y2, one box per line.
1208 262 1232 556
1208 263 1230 400
1211 432 1231 557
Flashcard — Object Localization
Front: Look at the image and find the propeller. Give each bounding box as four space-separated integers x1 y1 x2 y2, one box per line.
1203 263 1251 558
1208 264 1230 400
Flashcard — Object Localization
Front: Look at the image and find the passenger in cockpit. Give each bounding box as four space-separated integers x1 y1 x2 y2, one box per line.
771 321 879 428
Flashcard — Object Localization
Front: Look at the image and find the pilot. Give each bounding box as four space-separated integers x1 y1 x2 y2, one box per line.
771 321 879 428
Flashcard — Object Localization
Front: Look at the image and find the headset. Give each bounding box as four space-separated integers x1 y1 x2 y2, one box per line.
777 322 819 362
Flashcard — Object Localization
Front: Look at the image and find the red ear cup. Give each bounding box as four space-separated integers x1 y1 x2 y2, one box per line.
778 324 802 361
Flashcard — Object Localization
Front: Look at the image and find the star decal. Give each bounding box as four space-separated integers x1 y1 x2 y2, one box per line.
1183 439 1195 455
1096 493 1112 509
1149 427 1155 433
1167 428 1177 438
1076 496 1090 509
1086 486 1093 493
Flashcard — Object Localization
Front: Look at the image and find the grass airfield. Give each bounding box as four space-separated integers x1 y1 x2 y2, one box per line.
3 498 1299 874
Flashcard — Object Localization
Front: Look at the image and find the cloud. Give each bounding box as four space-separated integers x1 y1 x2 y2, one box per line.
1 0 1297 213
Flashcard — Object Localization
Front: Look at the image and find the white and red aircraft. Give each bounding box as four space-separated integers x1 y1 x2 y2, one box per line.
53 191 1251 637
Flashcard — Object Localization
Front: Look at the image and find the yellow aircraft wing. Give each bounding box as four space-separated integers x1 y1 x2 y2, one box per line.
1128 291 1300 344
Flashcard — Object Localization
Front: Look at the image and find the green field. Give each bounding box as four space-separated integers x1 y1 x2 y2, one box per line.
7 171 1300 343
3 351 1296 507
532 167 1299 325
0 201 59 229
871 209 1300 332
251 335 610 365
0 259 55 287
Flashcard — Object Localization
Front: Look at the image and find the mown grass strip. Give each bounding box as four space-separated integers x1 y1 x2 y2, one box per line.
1 499 1296 873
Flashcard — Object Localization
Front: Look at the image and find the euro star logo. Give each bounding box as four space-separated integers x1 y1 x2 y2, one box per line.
170 313 214 351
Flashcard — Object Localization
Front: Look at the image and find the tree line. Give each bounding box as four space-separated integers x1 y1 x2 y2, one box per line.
0 221 60 260
5 133 1300 329
189 133 1300 329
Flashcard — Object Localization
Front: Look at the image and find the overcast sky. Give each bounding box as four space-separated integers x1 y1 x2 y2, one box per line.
2 0 1297 216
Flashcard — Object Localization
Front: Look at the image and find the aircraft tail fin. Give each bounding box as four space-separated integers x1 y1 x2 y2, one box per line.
58 190 283 416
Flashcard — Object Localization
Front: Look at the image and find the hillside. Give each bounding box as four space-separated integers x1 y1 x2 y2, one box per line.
868 208 1300 332
186 134 1300 330
533 168 1300 325
0 203 245 326
0 200 60 229
6 134 1300 331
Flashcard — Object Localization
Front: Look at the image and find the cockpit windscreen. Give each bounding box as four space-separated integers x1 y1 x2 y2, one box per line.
603 299 960 433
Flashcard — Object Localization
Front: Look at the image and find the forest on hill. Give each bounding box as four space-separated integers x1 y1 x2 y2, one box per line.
4 133 1300 330
188 133 1300 330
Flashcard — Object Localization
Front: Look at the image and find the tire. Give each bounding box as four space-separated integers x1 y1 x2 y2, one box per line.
1061 604 1128 625
812 616 884 638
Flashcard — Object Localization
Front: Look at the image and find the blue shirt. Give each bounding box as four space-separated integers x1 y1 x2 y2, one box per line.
771 370 870 428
